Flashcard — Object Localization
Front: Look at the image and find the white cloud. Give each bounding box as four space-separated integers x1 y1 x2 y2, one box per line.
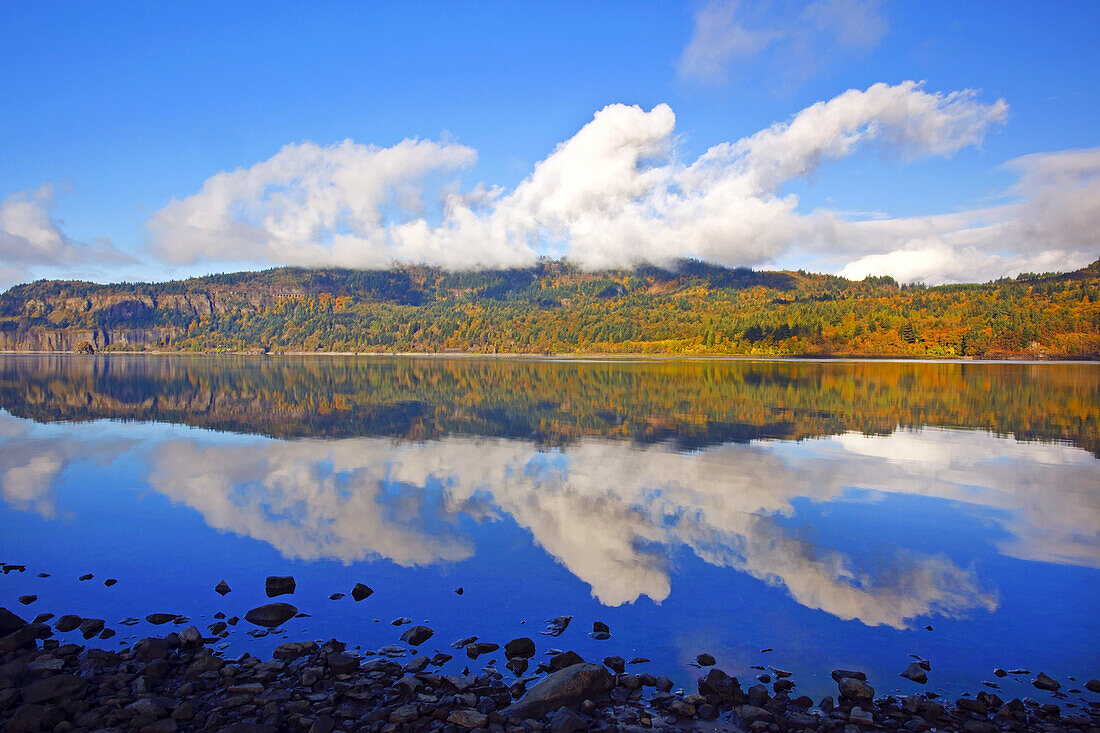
0 185 129 290
678 0 888 85
148 81 1041 282
5 409 1096 626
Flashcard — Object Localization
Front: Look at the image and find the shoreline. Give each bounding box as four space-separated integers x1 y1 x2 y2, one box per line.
0 350 1098 365
1 598 1097 733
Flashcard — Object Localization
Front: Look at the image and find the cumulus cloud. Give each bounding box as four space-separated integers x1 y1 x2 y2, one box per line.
678 0 888 85
151 81 1063 283
0 185 130 289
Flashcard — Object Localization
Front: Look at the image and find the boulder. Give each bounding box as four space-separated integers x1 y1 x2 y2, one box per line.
504 663 613 719
698 667 741 704
697 653 716 666
214 579 231 596
244 602 297 628
146 613 180 625
447 709 488 729
351 583 373 601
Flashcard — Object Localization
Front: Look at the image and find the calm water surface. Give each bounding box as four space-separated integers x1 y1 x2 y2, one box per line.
0 355 1097 702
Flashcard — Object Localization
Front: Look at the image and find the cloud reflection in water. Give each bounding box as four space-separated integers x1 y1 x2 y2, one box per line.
2 411 1097 628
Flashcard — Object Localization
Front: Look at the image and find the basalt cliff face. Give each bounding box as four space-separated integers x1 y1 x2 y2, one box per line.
1 260 1098 357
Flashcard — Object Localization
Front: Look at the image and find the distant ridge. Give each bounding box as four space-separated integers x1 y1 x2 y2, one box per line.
2 258 1098 358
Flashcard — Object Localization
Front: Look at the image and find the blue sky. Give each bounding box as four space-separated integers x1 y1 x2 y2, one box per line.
1 1 1098 288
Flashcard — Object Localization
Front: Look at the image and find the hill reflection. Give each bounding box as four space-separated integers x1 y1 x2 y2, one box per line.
0 355 1097 454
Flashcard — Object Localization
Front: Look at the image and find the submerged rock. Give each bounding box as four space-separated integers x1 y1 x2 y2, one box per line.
542 615 572 637
244 602 297 628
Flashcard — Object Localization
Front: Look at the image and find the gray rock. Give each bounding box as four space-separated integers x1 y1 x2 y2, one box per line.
399 624 433 646
448 708 488 728
838 676 875 702
326 651 359 675
698 668 740 704
849 706 874 726
734 705 773 725
265 575 296 597
505 637 536 659
20 673 87 704
504 662 613 719
244 602 298 628
549 706 588 733
831 668 867 682
178 625 203 647
901 661 928 684
351 583 373 601
603 656 625 674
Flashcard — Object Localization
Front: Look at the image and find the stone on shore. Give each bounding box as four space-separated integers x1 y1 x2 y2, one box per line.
0 607 26 634
265 575 296 597
838 676 875 702
244 602 297 628
504 662 613 718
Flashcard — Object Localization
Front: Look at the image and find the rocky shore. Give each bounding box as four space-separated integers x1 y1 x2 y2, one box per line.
2 600 1098 733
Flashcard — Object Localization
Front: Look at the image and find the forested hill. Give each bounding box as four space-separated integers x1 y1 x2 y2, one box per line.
1 258 1098 358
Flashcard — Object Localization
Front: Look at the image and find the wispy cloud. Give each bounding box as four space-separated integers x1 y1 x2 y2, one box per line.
0 185 130 289
678 0 888 86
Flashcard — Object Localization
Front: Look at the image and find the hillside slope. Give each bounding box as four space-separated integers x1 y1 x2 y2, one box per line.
1 259 1098 358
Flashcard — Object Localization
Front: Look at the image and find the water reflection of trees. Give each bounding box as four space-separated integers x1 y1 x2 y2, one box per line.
0 355 1096 454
